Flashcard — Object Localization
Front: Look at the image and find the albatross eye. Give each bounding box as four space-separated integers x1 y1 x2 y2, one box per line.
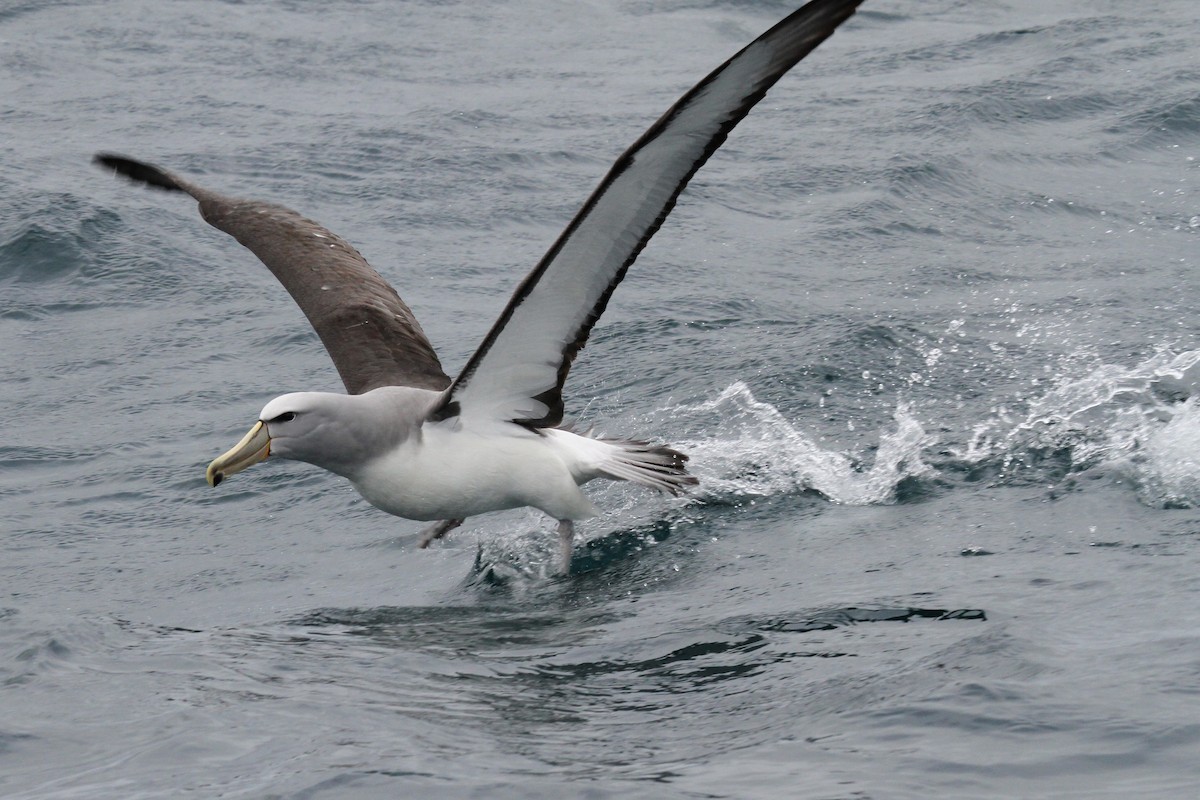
269 411 297 423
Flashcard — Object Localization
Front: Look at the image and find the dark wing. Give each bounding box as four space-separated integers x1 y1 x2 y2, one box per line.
432 0 863 427
93 154 450 394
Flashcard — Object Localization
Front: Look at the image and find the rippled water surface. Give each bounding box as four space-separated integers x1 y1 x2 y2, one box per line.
3 1 1200 797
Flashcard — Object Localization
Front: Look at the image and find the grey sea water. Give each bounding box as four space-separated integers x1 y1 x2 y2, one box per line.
3 0 1199 797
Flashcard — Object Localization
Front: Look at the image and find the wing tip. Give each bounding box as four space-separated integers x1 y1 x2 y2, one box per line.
93 152 186 193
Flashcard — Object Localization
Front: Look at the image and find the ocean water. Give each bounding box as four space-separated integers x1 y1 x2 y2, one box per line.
2 0 1199 797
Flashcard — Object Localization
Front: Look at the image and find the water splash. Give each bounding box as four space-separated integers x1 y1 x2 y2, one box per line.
962 348 1200 505
672 382 932 506
1132 399 1200 508
462 383 934 583
473 352 1200 581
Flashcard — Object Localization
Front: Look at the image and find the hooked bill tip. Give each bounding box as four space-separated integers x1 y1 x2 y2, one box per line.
210 472 223 488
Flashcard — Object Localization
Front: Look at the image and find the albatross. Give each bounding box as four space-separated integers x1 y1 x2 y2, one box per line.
95 0 864 573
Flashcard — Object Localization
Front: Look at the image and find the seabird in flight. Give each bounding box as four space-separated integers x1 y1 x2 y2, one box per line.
95 0 864 573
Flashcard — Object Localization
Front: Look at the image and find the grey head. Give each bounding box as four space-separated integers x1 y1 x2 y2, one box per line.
206 387 440 486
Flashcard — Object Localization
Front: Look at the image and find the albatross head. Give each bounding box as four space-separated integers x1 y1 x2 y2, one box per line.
205 391 392 487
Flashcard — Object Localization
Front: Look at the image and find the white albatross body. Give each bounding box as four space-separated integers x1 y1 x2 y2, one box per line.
95 0 866 573
354 422 603 523
252 387 614 522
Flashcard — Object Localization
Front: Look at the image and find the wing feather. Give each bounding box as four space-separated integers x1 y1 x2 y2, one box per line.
435 0 864 427
94 154 450 394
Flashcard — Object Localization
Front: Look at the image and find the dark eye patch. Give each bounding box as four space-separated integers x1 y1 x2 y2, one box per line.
269 411 297 423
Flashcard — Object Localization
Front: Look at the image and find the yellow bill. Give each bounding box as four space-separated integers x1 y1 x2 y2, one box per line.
206 420 270 487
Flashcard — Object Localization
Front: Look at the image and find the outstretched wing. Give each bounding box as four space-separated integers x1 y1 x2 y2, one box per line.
94 154 450 394
433 0 863 427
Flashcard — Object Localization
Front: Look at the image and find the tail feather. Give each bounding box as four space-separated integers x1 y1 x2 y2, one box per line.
599 438 698 496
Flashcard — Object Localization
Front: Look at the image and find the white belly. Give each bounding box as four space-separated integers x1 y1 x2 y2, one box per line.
349 423 600 522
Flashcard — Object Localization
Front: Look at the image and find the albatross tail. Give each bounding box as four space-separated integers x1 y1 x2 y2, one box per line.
596 438 698 496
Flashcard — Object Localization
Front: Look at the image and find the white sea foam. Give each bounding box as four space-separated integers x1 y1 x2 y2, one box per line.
1136 400 1200 507
962 348 1200 506
671 382 931 506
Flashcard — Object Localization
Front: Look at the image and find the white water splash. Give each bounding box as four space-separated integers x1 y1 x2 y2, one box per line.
671 382 931 506
1136 400 1200 507
465 381 938 576
964 348 1200 506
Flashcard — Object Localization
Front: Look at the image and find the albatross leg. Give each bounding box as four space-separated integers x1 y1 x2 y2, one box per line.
417 518 463 549
556 519 575 575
